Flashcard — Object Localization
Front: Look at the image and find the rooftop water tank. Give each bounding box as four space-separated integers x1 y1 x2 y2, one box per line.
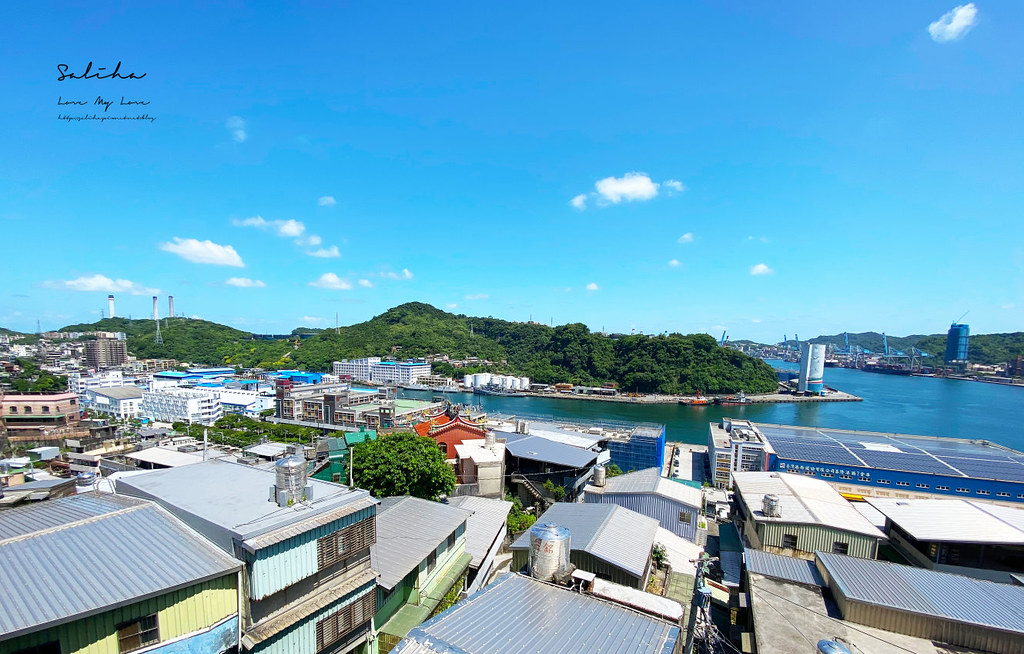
593 465 607 487
275 456 307 496
762 493 781 518
529 523 571 581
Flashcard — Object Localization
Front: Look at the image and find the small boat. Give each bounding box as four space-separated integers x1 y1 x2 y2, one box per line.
680 392 712 406
436 384 461 393
401 383 431 391
715 391 750 406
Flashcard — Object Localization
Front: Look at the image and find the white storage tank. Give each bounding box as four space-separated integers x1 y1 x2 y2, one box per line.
275 456 307 496
520 376 530 390
463 374 472 387
593 465 607 487
529 523 571 581
798 343 826 394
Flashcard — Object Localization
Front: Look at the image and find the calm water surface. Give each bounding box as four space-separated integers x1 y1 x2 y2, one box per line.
401 364 1024 450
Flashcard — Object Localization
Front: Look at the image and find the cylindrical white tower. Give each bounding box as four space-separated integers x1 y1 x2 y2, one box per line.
107 295 115 318
798 343 826 394
152 296 159 321
168 295 175 318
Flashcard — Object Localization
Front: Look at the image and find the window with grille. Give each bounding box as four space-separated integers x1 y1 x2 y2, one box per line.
831 542 849 555
117 614 159 653
317 517 376 569
678 511 692 525
315 591 375 651
781 534 797 549
447 531 456 549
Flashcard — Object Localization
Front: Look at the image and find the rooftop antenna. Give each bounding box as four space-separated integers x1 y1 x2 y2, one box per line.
953 310 970 324
36 319 41 335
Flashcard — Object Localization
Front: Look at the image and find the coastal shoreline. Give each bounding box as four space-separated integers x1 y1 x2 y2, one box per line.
449 389 863 405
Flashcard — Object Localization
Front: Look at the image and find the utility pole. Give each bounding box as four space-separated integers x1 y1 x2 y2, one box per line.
684 552 715 654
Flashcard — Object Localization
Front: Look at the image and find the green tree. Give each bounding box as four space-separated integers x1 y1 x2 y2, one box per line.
605 464 624 477
351 432 456 500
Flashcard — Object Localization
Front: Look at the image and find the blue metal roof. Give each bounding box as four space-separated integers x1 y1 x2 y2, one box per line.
505 435 597 469
393 573 679 654
816 551 1024 635
744 548 824 587
0 494 240 640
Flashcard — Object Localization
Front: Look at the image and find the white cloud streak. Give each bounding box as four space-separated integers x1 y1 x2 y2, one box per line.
358 279 373 288
664 179 686 193
308 246 340 258
929 3 978 42
446 303 458 309
226 116 247 142
309 273 352 290
44 274 159 295
594 172 659 204
668 259 680 267
232 216 306 238
318 196 336 207
749 263 774 276
570 194 587 210
381 269 413 280
160 237 245 267
586 282 600 291
225 277 266 288
678 233 694 244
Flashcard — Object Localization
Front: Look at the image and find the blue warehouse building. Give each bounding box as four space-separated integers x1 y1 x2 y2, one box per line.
606 425 666 473
755 423 1024 504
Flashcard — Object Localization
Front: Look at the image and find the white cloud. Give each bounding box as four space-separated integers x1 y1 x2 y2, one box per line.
318 196 336 207
678 233 694 244
668 259 680 267
752 318 762 323
1001 303 1015 310
595 172 659 204
586 282 600 291
300 315 328 324
749 263 774 276
358 279 374 288
446 303 458 309
225 277 266 288
570 194 588 210
564 287 573 292
929 3 978 42
381 269 413 280
226 116 247 142
664 179 686 193
160 237 245 267
465 293 489 300
233 216 306 238
308 246 340 258
310 273 352 290
44 274 158 295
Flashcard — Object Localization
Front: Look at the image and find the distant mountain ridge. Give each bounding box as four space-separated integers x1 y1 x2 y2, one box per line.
800 331 1024 366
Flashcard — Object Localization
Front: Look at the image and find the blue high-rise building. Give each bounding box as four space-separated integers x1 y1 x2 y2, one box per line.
944 323 970 363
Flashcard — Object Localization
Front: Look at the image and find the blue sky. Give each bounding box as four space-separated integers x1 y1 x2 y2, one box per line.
2 2 1022 343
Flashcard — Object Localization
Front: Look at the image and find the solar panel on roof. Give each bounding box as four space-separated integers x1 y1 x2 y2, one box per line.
940 458 1024 482
771 442 864 467
855 450 958 475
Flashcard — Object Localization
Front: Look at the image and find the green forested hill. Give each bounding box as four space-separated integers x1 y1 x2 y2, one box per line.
58 317 293 368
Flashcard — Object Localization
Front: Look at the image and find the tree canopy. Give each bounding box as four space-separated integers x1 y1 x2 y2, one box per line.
351 432 456 501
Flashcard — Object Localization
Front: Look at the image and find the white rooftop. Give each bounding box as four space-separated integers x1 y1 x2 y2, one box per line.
866 498 1024 544
453 439 505 464
733 472 883 539
125 447 227 468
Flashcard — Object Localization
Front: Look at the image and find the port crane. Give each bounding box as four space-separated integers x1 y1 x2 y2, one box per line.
720 331 727 347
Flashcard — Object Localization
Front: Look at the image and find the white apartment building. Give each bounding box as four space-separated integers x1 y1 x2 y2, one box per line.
217 387 274 416
332 357 431 385
141 388 222 425
69 369 134 395
84 386 144 420
707 418 774 489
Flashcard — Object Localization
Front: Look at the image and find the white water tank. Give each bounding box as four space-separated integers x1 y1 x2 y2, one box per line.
529 523 571 581
762 493 781 518
593 465 607 487
463 374 472 387
520 376 530 389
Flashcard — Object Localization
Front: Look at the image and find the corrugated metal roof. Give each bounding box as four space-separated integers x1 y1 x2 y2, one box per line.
371 496 473 589
445 496 511 568
510 504 659 578
244 442 290 458
733 472 883 538
591 467 703 508
393 573 679 654
0 493 240 639
89 386 144 400
744 548 824 587
816 551 1024 635
866 498 1024 544
504 435 597 469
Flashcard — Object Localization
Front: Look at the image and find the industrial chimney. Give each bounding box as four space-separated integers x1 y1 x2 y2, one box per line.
152 296 159 321
107 295 115 318
168 295 175 318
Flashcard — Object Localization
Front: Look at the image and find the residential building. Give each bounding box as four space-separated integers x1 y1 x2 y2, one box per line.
84 386 144 420
866 497 1024 583
84 338 128 369
510 503 659 589
274 381 441 431
117 459 379 654
217 386 274 416
452 438 506 498
141 387 222 425
945 322 970 364
1 392 81 444
371 496 473 652
707 418 773 488
332 358 431 385
0 494 242 654
605 425 666 474
732 471 884 560
445 496 512 594
68 369 132 395
584 467 704 543
392 573 681 654
63 422 133 474
0 477 77 508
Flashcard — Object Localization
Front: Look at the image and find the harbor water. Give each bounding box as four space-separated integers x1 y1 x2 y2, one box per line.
401 363 1024 451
